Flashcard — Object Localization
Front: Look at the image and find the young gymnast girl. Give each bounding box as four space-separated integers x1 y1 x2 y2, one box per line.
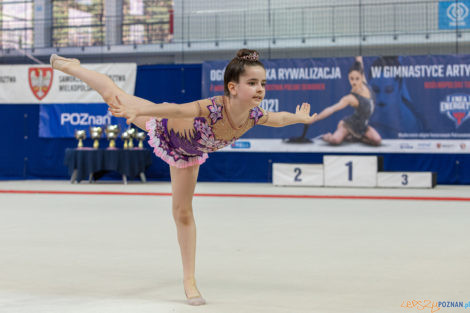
50 49 317 305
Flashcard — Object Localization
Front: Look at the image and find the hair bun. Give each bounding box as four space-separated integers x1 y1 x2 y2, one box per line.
236 49 260 61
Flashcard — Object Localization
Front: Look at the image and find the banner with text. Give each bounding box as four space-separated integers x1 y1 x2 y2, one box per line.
39 103 129 138
202 55 470 153
0 63 136 104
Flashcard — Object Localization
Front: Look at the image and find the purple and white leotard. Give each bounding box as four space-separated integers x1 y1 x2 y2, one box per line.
146 95 268 168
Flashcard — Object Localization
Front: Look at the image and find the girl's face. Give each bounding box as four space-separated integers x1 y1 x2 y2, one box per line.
348 70 363 90
231 65 266 107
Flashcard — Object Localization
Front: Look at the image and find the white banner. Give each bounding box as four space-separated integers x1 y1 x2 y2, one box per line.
0 63 137 104
220 139 470 154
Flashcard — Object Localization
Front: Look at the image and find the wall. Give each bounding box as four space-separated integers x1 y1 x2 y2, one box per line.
0 63 469 184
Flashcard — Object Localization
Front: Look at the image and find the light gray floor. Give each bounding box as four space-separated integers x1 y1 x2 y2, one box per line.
0 181 469 313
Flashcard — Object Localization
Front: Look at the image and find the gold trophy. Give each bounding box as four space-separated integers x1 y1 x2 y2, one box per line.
105 125 120 149
122 130 130 149
74 130 86 148
136 132 146 149
90 127 103 149
127 128 136 148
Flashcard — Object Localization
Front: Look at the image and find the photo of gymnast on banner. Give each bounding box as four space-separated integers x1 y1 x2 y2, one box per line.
202 54 470 153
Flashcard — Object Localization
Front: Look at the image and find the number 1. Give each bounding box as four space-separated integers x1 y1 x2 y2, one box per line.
345 161 353 181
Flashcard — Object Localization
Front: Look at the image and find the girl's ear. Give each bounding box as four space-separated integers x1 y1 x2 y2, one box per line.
227 81 237 96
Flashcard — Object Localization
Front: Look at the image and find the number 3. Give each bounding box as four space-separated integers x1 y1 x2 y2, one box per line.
401 174 408 185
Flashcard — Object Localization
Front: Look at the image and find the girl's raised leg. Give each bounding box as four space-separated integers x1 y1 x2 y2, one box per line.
50 54 158 120
50 54 123 104
169 164 205 306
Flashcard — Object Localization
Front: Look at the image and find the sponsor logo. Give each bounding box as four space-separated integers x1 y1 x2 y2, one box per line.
400 143 414 149
461 143 467 150
417 142 432 149
447 2 469 26
437 142 457 149
439 94 470 127
231 141 251 149
60 112 112 126
29 67 53 100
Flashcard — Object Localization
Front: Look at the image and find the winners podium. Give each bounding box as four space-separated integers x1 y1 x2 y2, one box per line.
273 155 436 188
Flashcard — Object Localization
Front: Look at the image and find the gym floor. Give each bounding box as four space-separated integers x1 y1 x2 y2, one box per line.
1 180 469 313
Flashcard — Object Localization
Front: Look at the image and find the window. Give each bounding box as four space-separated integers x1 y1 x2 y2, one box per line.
52 0 104 47
122 0 173 45
0 0 33 50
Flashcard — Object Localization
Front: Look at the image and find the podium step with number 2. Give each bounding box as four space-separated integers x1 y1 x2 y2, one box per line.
272 163 323 186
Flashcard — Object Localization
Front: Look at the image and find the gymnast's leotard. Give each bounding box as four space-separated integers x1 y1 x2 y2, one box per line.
342 85 375 138
146 96 268 168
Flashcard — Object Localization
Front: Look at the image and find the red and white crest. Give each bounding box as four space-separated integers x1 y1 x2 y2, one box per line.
28 67 53 101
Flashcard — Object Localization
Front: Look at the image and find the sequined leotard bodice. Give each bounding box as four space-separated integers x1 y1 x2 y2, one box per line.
343 84 375 138
146 96 268 168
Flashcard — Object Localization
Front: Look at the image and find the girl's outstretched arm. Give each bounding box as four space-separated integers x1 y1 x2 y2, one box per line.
314 95 351 122
108 95 202 125
262 102 317 128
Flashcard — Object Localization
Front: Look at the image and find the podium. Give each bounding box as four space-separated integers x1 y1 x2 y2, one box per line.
272 155 436 188
323 155 380 187
273 163 323 186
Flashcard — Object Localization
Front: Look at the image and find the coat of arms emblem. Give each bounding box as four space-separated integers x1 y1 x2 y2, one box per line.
29 67 53 100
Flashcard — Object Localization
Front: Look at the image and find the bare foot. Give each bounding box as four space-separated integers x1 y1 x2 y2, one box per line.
184 278 206 306
322 133 332 142
50 54 80 71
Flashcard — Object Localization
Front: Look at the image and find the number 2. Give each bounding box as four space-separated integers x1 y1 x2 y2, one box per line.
294 167 302 182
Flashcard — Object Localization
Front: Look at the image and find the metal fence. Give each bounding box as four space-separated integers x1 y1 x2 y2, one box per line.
0 0 469 56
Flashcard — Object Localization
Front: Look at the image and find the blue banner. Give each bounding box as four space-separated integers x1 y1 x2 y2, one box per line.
39 103 128 138
202 55 470 153
439 0 470 30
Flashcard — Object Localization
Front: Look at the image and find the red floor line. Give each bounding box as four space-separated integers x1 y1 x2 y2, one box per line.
0 189 469 201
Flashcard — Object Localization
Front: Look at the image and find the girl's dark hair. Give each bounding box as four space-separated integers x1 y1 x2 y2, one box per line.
348 61 364 75
224 49 265 96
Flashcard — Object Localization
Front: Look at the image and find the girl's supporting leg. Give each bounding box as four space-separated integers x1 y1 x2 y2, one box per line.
361 126 382 146
169 164 205 305
322 120 350 145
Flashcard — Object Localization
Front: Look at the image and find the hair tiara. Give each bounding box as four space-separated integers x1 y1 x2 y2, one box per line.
238 52 259 61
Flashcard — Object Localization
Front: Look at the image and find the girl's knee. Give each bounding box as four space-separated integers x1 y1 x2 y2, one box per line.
102 89 119 105
173 205 194 226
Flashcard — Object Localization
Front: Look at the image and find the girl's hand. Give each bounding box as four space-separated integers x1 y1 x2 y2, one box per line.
295 102 318 124
108 95 137 125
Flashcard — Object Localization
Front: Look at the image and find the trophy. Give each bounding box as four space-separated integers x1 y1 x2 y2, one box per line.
105 125 120 149
90 127 103 149
74 130 86 148
136 132 146 149
127 128 136 149
122 130 130 149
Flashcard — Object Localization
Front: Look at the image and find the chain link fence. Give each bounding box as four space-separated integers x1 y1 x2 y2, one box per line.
0 0 469 56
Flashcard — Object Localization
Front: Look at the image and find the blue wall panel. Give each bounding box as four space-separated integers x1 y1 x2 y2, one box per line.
0 64 469 184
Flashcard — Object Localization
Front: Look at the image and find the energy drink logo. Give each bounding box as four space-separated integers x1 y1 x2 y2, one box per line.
440 94 470 127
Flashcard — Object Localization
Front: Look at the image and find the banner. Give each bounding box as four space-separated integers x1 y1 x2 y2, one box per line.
39 103 129 138
202 55 470 153
0 63 136 104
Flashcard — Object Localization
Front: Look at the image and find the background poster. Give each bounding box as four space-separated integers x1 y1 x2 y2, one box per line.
202 55 470 153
